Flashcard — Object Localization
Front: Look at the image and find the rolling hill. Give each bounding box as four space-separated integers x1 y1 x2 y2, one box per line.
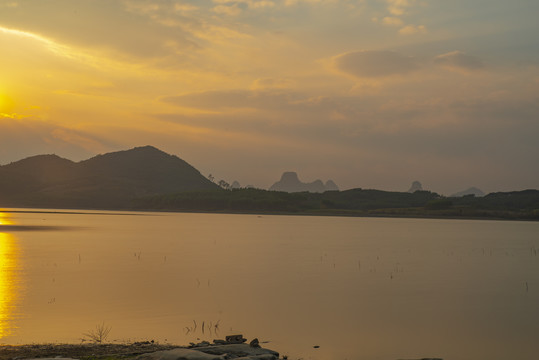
0 146 218 209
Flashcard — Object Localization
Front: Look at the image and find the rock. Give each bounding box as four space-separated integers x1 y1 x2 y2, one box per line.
249 338 260 348
234 355 277 360
135 348 226 360
225 335 247 344
189 341 211 348
195 344 279 358
25 358 77 360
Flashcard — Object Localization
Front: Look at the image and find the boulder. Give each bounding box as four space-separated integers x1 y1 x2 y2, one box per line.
195 344 279 358
225 335 247 344
234 355 278 360
135 348 226 360
249 338 260 348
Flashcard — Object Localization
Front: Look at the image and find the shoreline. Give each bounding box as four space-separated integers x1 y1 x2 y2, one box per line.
2 206 538 223
0 342 182 360
0 340 284 360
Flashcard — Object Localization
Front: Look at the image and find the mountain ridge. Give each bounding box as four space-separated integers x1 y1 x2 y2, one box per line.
0 145 218 208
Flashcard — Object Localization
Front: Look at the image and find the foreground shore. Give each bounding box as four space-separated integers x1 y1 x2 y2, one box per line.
0 340 283 360
0 342 180 360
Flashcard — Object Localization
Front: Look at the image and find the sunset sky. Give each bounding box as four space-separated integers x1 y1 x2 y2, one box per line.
1 0 538 194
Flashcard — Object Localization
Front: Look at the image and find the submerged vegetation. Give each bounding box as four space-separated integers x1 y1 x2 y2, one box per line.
132 188 539 221
83 322 112 344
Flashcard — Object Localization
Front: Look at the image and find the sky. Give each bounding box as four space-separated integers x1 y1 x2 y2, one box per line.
0 0 538 195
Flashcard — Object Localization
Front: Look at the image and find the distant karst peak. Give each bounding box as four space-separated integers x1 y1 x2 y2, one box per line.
280 171 300 182
407 181 424 193
450 187 485 197
269 171 339 193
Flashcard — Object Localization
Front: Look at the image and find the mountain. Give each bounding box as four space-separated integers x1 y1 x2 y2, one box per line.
269 172 339 193
0 146 218 209
450 187 485 197
325 180 339 191
407 181 424 193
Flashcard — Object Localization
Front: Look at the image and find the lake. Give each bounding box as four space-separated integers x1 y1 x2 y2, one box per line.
1 209 539 360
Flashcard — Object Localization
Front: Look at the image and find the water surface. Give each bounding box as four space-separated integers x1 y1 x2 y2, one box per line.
1 209 538 360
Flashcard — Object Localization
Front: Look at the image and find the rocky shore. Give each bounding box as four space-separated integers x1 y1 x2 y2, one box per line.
0 336 283 360
1 337 444 360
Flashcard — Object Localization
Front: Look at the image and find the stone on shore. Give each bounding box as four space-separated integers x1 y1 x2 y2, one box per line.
136 348 226 360
25 358 77 360
194 344 279 358
234 355 278 360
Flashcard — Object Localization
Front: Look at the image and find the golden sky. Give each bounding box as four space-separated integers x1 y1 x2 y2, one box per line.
1 0 538 194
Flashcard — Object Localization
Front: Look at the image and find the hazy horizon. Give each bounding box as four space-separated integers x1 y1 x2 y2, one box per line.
1 0 538 195
0 144 534 196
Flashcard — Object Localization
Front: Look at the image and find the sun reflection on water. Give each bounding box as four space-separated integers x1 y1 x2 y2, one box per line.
0 212 21 340
0 212 14 225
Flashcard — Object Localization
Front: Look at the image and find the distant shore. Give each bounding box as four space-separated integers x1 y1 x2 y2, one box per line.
2 206 538 223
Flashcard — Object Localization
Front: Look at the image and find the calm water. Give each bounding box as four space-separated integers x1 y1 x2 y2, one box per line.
1 209 539 360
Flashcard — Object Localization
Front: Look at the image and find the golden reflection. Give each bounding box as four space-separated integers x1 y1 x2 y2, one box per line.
0 212 15 226
0 214 21 340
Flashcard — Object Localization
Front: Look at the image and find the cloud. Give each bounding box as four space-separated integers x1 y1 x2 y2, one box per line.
0 118 113 164
212 0 276 10
399 24 426 35
250 0 276 9
434 51 485 72
334 50 420 78
251 77 294 90
386 0 417 16
372 0 426 35
381 16 404 26
212 4 243 16
284 0 326 6
0 1 17 8
162 89 300 111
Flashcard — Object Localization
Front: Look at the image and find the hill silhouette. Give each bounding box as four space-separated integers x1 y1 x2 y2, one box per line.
0 146 217 208
450 187 485 197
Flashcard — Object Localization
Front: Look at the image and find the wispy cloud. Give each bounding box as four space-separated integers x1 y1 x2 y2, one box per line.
334 50 420 78
381 16 404 26
372 0 427 35
399 24 426 35
386 0 418 16
434 51 485 72
212 4 243 16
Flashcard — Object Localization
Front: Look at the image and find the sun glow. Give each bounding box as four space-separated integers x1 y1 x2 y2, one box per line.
0 26 67 57
0 228 20 340
0 94 14 114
